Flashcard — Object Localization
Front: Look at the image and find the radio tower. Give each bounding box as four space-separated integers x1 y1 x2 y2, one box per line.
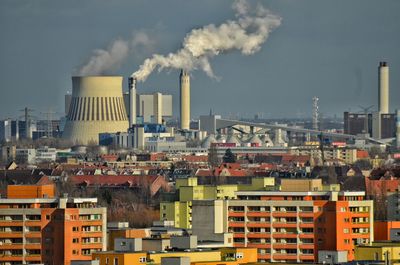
312 97 319 131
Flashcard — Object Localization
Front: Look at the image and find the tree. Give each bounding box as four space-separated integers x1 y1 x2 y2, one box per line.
223 148 236 163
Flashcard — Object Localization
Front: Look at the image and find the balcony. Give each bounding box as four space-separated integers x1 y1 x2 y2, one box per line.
272 212 297 218
272 223 297 228
273 243 298 249
299 254 315 260
229 221 245 228
228 212 245 217
247 233 271 238
272 253 298 260
248 243 271 248
273 233 298 239
247 212 270 218
233 233 245 238
298 214 314 219
247 222 271 228
299 223 314 228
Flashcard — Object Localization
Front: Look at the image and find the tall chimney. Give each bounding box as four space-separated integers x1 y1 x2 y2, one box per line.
396 109 400 149
129 77 137 127
180 70 190 130
153 92 163 124
379 61 389 114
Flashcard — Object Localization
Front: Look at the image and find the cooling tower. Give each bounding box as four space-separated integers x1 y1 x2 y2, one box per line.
180 70 190 130
379 61 389 114
63 76 129 145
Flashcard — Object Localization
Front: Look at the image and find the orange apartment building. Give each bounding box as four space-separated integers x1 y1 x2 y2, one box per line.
0 184 107 265
192 191 373 263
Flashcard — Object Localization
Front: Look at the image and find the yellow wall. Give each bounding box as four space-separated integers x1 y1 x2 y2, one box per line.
160 201 191 229
280 179 322 192
148 250 221 264
176 177 198 189
93 252 147 265
238 177 275 191
355 245 400 262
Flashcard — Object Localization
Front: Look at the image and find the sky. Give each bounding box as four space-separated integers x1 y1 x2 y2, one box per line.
0 0 399 120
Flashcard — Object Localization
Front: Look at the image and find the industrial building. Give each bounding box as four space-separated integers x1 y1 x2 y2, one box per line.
344 62 396 140
62 76 129 145
123 93 173 123
191 191 373 263
0 184 107 265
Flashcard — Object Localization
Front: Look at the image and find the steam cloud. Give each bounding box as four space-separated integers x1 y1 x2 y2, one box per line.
79 32 154 76
132 0 281 81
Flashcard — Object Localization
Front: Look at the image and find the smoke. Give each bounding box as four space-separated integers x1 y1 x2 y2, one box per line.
132 0 281 81
79 31 155 76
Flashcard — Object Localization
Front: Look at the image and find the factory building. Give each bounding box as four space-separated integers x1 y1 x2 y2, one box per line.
122 93 173 123
63 76 129 145
0 119 12 142
344 62 395 140
344 112 372 136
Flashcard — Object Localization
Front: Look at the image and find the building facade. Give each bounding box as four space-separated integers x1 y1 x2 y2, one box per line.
191 191 373 263
0 185 107 265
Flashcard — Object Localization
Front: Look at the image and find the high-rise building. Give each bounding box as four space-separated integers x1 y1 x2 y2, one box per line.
180 70 190 130
0 184 107 265
192 191 373 263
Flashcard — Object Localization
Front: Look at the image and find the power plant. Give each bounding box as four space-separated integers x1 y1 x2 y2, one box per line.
62 76 129 145
180 70 190 130
379 61 389 114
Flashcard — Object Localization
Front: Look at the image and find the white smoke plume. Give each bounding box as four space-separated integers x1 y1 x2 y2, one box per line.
132 0 281 81
79 31 154 76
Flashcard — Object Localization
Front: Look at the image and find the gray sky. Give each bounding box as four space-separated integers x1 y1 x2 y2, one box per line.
0 0 399 120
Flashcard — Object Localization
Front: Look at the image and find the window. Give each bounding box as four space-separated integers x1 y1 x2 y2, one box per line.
344 218 350 223
344 239 350 244
72 249 79 255
114 258 119 265
72 238 79 243
343 228 349 234
236 253 244 259
139 257 147 263
72 226 79 232
340 207 346 212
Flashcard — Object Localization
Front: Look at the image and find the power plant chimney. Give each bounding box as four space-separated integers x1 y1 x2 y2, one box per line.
180 70 190 130
379 61 389 114
129 77 137 127
396 109 400 149
153 92 163 124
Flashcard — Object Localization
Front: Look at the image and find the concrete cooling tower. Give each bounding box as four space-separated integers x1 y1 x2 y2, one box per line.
63 76 129 145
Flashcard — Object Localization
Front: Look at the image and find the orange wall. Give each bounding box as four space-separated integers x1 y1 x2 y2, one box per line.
7 184 55 199
374 221 400 241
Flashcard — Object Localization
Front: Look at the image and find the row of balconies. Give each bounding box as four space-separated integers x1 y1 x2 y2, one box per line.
229 206 314 213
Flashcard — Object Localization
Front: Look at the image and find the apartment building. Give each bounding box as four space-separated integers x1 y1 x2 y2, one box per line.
0 184 107 265
160 177 275 229
93 247 257 265
191 191 373 263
